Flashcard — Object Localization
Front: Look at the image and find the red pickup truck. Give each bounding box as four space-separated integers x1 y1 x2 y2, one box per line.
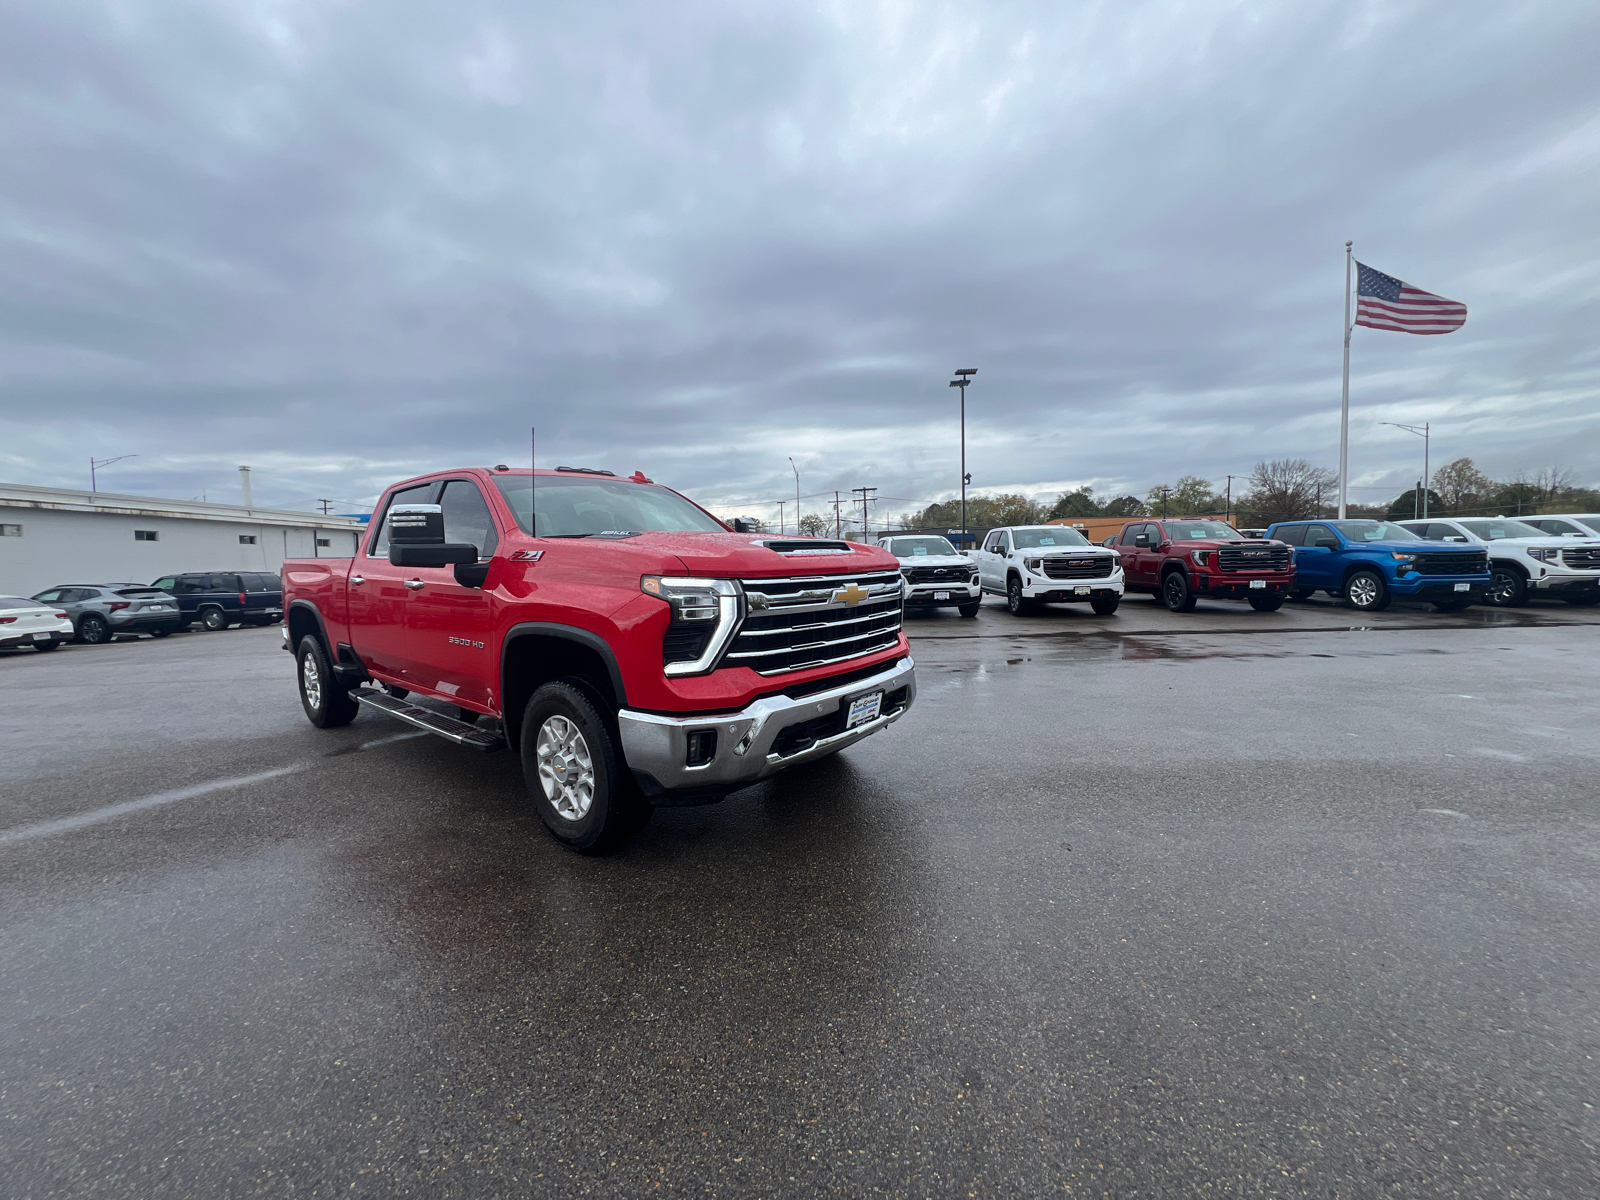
1109 517 1295 612
280 466 916 851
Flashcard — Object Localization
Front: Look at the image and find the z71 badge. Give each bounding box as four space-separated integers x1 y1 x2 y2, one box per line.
448 636 485 649
509 549 544 562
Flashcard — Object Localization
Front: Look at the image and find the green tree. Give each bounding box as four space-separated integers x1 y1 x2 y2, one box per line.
1430 457 1493 516
1049 489 1100 519
1386 488 1444 520
798 513 831 536
1099 495 1148 517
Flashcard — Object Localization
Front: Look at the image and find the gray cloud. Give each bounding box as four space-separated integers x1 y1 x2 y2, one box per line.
2 1 1597 525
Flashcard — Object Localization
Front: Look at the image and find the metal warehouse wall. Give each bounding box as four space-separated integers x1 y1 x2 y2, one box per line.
0 507 362 597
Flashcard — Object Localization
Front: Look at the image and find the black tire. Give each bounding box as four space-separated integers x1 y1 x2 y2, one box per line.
1432 598 1474 612
1161 570 1197 613
957 601 981 618
1090 595 1120 615
77 613 110 644
200 607 229 631
520 681 650 854
34 640 62 652
1290 588 1315 601
1486 565 1528 607
1006 576 1036 616
1248 594 1285 612
150 627 171 638
1565 594 1600 607
296 635 359 728
1344 569 1391 612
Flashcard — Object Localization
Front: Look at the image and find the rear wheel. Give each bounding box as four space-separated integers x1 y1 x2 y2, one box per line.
520 681 650 853
1487 565 1528 607
297 635 359 728
1248 594 1285 612
1006 577 1036 616
1161 571 1197 613
1290 588 1315 601
150 627 171 638
77 613 110 644
1090 595 1120 616
200 607 229 631
1344 569 1391 612
34 641 62 652
958 601 981 618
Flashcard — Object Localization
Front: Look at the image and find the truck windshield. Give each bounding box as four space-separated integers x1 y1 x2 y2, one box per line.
1011 528 1089 549
492 475 727 537
1457 519 1544 540
1330 521 1419 541
887 537 959 557
1164 521 1241 540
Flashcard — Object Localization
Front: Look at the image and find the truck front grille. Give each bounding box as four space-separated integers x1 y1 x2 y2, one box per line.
1561 547 1600 570
1217 545 1290 571
727 570 904 676
1413 550 1488 575
904 565 973 584
1040 556 1113 580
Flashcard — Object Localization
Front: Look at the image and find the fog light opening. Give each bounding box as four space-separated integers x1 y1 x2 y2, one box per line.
685 729 718 767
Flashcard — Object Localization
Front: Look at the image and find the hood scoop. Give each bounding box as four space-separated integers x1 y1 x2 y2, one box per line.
755 539 855 555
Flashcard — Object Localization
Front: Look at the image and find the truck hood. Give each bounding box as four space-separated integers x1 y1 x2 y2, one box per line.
597 531 899 578
1340 539 1480 553
1467 536 1600 550
893 554 973 568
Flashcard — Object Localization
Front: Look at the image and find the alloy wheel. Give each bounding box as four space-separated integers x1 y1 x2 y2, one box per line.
536 715 595 821
1347 574 1381 608
79 615 109 644
300 650 323 712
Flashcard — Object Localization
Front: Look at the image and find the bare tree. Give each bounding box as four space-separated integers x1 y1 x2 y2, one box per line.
1239 459 1336 525
1430 457 1493 515
798 513 830 536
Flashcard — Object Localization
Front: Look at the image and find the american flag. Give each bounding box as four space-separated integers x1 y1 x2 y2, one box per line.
1355 262 1467 335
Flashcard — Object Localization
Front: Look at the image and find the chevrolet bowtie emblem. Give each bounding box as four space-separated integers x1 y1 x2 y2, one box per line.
832 583 870 606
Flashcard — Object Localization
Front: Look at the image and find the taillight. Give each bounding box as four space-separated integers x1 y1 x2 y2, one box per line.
107 602 130 612
0 616 14 624
54 612 68 619
239 592 247 604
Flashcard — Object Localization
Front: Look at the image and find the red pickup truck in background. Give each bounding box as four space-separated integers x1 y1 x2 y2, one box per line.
1108 517 1295 612
280 466 916 851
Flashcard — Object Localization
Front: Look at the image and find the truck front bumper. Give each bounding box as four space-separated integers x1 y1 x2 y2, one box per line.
618 655 916 799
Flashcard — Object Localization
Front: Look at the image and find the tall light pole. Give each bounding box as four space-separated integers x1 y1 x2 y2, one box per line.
1225 475 1241 525
1381 421 1430 518
777 500 786 535
949 369 976 546
90 454 138 494
788 457 801 535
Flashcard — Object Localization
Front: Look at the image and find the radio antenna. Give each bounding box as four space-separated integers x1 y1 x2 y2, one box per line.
530 426 537 537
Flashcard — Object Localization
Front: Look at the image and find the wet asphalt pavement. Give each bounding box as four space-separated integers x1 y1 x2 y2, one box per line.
3 598 1599 1198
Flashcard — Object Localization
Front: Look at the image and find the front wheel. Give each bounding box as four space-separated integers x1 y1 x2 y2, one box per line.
1006 577 1035 616
958 601 981 618
1486 566 1528 607
297 635 359 728
1161 571 1197 613
1090 595 1120 616
1344 569 1391 612
520 681 650 854
1248 594 1285 612
77 613 110 644
34 640 62 652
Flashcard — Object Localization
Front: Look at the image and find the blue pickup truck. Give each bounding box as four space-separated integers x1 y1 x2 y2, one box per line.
1264 519 1490 612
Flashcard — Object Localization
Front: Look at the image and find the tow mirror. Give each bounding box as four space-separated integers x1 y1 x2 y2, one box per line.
1134 535 1150 547
386 503 479 567
730 517 755 533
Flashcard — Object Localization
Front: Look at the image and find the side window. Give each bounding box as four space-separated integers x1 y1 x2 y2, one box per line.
1302 524 1335 545
370 483 439 556
213 573 243 592
177 575 206 594
60 588 92 602
1272 525 1303 546
997 532 1012 554
439 480 500 559
983 532 1001 554
1421 524 1455 541
33 589 62 603
1119 526 1142 546
152 577 176 592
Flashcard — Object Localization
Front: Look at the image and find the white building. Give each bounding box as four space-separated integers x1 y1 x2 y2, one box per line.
0 481 366 597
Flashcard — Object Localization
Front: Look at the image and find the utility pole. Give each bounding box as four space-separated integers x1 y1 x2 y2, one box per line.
777 500 786 536
949 369 976 546
1381 421 1431 518
833 491 843 538
788 458 801 535
1155 485 1172 517
90 454 138 494
852 487 877 541
1225 475 1240 525
317 499 334 515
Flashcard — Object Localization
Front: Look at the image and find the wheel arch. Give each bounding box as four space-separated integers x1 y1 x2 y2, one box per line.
1490 557 1529 578
286 599 330 651
501 624 627 753
1340 559 1388 586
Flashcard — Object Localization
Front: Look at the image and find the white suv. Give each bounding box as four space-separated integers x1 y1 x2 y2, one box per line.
972 525 1124 616
1397 517 1600 607
876 533 983 617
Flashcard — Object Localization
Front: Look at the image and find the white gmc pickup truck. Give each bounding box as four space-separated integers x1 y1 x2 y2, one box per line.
971 525 1124 616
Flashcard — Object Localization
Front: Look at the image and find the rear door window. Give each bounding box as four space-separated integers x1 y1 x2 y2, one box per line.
1272 525 1305 546
212 573 243 593
176 575 206 594
1302 524 1336 546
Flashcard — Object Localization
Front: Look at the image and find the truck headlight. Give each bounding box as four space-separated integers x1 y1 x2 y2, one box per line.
1528 547 1559 563
642 577 742 675
1024 558 1042 571
1189 549 1212 566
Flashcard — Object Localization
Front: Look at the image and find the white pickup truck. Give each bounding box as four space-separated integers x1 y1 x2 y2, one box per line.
971 525 1124 616
1397 517 1600 606
876 533 982 617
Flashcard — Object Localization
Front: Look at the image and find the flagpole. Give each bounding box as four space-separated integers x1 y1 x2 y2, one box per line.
1339 240 1352 519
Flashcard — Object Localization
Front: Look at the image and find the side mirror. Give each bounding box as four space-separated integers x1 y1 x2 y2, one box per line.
730 517 755 533
386 503 478 568
390 543 479 567
1315 538 1339 549
1134 535 1150 547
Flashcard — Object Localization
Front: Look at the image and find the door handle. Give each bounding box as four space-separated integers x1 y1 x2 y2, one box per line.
350 575 365 586
404 579 425 590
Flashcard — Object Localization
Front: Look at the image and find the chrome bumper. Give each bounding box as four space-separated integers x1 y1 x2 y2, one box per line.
617 656 916 795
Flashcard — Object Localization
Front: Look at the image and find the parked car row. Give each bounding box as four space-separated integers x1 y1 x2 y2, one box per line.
876 515 1600 617
1 570 285 650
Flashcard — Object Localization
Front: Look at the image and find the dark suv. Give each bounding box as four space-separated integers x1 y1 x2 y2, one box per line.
152 572 285 631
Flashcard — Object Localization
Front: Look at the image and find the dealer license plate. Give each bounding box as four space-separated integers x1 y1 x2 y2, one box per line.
846 692 883 729
1074 586 1092 596
933 591 950 600
32 631 50 641
1454 582 1471 592
1250 579 1266 589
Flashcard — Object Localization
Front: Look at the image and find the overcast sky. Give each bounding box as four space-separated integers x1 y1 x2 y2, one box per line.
2 1 1597 525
